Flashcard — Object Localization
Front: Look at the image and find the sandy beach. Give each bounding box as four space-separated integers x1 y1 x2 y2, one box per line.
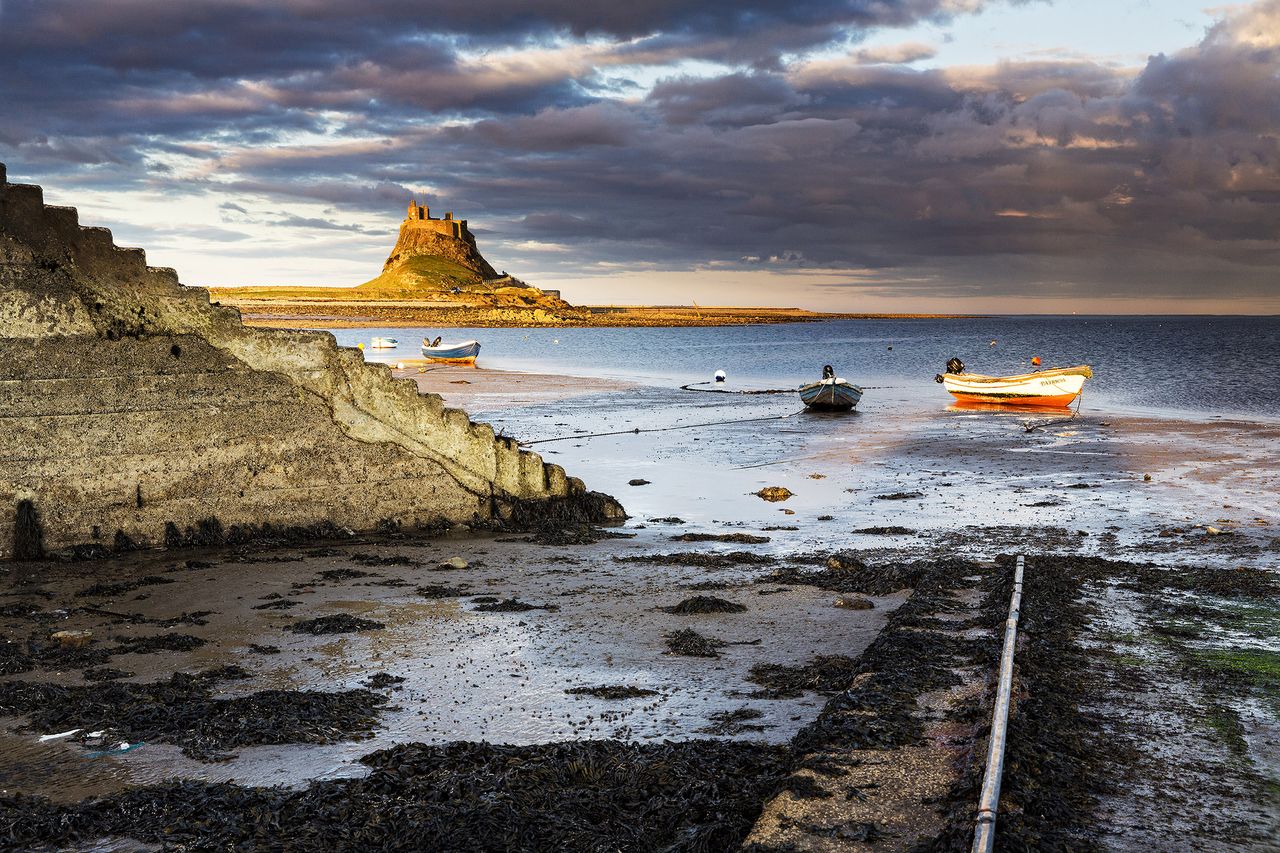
3 358 1277 850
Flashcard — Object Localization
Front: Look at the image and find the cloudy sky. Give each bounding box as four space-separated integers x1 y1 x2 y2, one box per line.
2 0 1278 313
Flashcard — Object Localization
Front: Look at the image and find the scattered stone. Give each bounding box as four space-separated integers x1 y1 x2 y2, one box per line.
834 596 875 610
872 491 923 500
565 685 660 700
664 628 726 658
288 615 385 635
660 596 748 614
755 487 793 502
852 526 915 535
628 479 651 486
50 630 93 649
248 644 281 655
440 557 469 570
816 515 834 521
650 516 685 524
83 667 132 682
363 672 405 689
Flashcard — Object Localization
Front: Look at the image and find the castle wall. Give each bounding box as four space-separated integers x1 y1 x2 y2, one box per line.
0 164 620 559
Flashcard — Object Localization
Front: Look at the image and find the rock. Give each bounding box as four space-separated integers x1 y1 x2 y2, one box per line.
1143 474 1152 481
755 486 793 502
50 630 93 649
628 479 651 486
441 556 469 569
834 596 875 610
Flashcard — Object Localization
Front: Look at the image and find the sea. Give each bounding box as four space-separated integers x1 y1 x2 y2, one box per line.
331 315 1280 420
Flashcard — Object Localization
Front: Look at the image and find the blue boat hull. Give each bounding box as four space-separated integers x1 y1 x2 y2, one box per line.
798 379 862 411
421 340 481 363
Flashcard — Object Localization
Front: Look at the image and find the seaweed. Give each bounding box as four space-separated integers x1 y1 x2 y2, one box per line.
289 615 386 635
661 596 748 614
664 628 727 658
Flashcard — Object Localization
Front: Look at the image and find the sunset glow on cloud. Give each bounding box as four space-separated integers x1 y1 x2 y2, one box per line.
3 0 1278 312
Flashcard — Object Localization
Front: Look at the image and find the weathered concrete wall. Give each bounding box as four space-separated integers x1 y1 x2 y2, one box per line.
0 164 622 558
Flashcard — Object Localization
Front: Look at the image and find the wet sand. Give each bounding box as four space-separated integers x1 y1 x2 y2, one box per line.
2 366 1277 850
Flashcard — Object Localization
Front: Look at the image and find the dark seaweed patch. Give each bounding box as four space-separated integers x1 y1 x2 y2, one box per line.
671 533 771 544
0 667 384 762
76 575 174 598
618 551 774 568
317 569 374 582
416 584 471 598
253 599 301 610
748 656 861 699
565 685 660 700
289 615 385 635
472 598 557 613
0 740 787 850
664 628 727 658
661 596 748 614
111 634 206 655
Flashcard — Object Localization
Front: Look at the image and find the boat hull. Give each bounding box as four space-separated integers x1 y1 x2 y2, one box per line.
941 366 1089 408
421 340 481 364
799 379 863 411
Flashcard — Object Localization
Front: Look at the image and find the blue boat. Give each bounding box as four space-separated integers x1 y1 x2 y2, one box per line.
798 365 863 411
421 338 481 364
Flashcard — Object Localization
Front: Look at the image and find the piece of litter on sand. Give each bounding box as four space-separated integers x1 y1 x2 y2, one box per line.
85 741 144 759
38 728 81 742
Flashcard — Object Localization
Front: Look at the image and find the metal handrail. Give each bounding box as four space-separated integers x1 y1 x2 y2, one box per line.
972 554 1025 853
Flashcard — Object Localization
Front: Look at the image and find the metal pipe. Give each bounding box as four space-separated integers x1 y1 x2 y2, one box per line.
972 554 1025 853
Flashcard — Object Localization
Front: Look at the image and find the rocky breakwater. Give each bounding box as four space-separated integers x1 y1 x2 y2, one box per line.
0 164 622 560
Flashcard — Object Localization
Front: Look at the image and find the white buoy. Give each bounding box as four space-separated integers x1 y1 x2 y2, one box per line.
714 370 727 383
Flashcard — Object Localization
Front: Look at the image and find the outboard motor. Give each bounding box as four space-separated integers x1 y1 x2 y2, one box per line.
935 357 964 383
822 365 836 380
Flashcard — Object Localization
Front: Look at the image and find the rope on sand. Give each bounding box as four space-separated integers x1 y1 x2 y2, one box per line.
1020 389 1086 433
518 408 808 447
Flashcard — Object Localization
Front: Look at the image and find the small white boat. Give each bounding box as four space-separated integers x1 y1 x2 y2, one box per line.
936 358 1092 408
368 337 399 349
421 338 481 365
799 365 863 411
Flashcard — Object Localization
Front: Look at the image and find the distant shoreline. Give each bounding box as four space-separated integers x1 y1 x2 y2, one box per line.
207 293 979 328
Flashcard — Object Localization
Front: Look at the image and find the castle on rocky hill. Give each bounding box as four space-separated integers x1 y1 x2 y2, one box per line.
404 199 470 240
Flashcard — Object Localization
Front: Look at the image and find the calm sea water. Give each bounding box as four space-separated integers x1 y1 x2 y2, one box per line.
330 316 1280 420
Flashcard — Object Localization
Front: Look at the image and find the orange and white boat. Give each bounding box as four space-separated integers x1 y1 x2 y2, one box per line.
936 361 1092 408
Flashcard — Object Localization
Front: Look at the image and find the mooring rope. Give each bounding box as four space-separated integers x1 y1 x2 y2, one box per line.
679 381 791 394
518 407 808 446
1020 388 1086 433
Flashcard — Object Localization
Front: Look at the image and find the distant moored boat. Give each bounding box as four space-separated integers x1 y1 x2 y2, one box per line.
936 358 1092 407
369 337 399 349
799 365 863 411
421 338 481 365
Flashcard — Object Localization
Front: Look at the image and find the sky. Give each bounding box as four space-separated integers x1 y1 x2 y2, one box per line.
1 0 1278 313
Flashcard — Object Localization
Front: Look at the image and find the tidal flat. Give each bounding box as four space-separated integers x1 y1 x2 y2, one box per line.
2 355 1277 851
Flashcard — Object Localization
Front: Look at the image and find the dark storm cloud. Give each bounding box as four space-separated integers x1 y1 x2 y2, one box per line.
2 0 1278 301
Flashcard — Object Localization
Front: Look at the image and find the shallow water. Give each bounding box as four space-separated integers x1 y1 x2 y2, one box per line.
333 316 1280 420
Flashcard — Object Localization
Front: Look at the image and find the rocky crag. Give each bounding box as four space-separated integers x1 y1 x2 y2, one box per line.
0 164 622 560
211 200 586 323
